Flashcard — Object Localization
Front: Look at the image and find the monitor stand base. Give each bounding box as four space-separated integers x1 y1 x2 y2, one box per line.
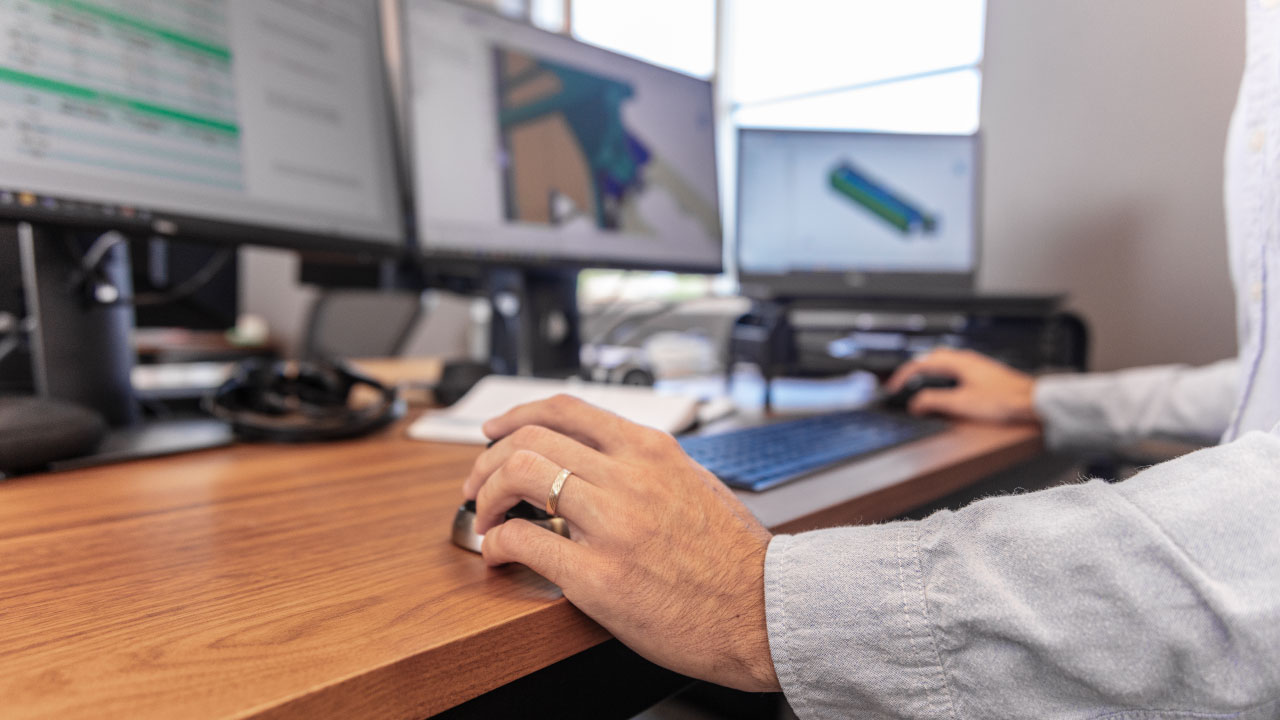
50 418 234 472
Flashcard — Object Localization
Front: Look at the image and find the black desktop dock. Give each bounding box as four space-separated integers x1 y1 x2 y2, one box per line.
727 294 1087 410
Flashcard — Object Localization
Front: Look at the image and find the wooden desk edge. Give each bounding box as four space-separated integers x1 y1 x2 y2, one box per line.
772 425 1044 534
249 603 611 720
256 423 1044 718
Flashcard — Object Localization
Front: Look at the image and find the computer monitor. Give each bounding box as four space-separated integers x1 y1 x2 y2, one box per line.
400 0 723 273
737 129 980 298
0 0 404 252
0 0 406 464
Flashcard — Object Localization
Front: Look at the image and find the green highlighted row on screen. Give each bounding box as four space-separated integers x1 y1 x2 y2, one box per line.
30 0 232 62
0 66 239 137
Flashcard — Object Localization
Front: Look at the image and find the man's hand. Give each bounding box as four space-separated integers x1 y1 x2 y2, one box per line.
886 347 1038 423
461 395 781 692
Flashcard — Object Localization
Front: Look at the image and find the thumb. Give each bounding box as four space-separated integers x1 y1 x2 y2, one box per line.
886 353 965 391
908 388 966 418
481 519 581 588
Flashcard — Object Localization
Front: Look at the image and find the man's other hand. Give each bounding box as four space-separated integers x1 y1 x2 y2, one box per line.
462 394 781 693
886 347 1038 423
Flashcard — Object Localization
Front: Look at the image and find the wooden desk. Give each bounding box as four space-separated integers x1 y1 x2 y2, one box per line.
0 376 1042 720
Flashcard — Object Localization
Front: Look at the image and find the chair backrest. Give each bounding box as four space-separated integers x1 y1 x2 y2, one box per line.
303 290 425 361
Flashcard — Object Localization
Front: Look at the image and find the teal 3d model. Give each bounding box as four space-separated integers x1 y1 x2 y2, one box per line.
829 162 937 235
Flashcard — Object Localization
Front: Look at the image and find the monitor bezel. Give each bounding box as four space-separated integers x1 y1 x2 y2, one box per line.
398 0 724 274
735 127 982 300
0 1 411 260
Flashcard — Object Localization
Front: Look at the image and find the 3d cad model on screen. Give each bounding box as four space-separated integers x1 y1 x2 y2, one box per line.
492 46 719 241
829 160 939 237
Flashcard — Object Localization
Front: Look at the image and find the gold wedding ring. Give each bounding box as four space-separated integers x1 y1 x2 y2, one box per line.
547 468 572 516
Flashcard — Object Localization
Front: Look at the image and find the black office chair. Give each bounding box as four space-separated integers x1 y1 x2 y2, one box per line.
302 290 426 361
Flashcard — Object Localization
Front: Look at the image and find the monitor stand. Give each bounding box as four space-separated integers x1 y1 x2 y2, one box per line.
485 266 582 378
13 223 232 471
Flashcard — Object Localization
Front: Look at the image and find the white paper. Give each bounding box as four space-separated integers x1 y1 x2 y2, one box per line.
407 376 700 445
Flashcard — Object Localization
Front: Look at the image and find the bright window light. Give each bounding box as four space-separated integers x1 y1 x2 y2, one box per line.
728 0 986 106
733 68 982 135
571 0 717 78
530 0 566 32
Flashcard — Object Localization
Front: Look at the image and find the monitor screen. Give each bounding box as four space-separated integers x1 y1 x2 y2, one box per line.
738 129 978 294
402 0 722 272
0 0 403 250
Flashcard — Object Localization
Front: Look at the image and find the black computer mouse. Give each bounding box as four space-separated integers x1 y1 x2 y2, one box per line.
451 499 570 553
882 373 959 411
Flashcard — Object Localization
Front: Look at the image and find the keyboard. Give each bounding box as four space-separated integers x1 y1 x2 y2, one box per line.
679 410 948 491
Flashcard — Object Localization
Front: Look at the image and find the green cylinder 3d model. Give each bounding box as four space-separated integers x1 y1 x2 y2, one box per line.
829 162 937 235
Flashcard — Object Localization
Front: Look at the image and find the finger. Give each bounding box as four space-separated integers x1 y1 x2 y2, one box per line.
481 518 584 588
907 388 967 417
464 424 612 500
885 349 966 391
474 448 605 535
483 394 632 453
885 358 929 392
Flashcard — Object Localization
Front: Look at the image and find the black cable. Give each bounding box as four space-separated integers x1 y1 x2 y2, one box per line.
129 247 233 307
71 233 234 309
79 232 128 273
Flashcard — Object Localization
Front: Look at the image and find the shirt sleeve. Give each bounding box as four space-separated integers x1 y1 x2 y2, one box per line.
1032 358 1239 450
764 430 1280 720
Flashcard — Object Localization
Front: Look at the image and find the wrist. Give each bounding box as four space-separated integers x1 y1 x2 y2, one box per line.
729 541 782 692
1010 376 1039 422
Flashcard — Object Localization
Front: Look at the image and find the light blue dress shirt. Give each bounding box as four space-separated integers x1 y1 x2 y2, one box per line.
764 3 1280 718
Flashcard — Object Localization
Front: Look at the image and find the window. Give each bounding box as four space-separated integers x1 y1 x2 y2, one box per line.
569 0 716 79
727 0 986 134
529 0 567 32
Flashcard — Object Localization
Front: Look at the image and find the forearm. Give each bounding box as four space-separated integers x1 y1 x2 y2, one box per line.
1033 358 1239 450
765 430 1280 720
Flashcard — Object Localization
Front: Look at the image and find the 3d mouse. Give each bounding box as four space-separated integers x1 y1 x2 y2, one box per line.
451 499 570 553
882 373 959 411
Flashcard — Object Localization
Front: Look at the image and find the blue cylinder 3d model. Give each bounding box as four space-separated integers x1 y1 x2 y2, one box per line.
829 162 937 235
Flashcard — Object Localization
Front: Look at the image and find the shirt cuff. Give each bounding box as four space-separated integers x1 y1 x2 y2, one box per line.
765 524 958 720
1033 373 1111 450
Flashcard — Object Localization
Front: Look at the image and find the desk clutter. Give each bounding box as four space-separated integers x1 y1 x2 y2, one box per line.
205 359 405 443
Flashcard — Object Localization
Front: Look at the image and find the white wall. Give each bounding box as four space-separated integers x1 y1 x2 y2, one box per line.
239 247 317 355
980 0 1245 371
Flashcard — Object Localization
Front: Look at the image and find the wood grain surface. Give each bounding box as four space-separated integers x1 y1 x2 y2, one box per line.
0 367 1043 719
0 421 606 719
